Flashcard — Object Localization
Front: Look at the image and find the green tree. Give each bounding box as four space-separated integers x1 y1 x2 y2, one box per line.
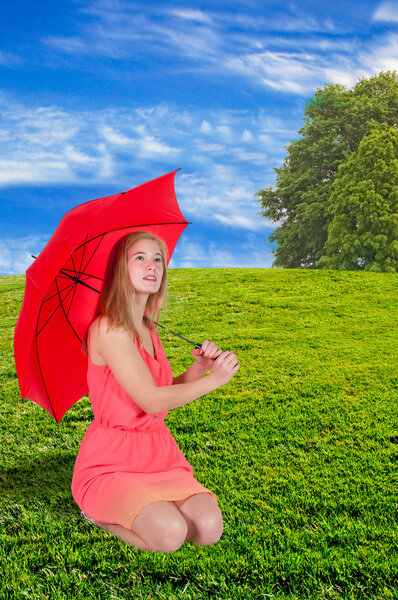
257 71 398 270
318 125 398 272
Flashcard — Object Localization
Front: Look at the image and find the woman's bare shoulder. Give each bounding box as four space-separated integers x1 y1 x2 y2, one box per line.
88 317 131 364
89 315 125 339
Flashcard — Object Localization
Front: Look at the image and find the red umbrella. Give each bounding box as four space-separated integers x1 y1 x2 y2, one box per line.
14 170 189 423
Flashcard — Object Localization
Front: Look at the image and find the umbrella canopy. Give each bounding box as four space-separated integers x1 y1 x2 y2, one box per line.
14 170 188 423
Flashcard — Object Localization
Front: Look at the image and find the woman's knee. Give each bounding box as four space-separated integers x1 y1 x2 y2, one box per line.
174 494 224 547
132 502 188 553
193 509 224 547
154 516 188 552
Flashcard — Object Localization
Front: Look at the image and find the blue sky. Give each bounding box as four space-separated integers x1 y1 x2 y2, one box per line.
1 0 398 273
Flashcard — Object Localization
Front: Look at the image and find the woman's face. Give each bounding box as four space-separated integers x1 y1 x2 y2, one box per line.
127 238 164 294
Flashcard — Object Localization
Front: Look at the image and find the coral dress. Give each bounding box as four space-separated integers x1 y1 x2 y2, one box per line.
71 327 217 529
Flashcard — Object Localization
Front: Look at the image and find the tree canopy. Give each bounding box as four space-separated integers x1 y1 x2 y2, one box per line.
257 71 398 272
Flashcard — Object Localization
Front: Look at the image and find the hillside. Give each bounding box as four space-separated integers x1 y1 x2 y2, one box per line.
1 269 397 600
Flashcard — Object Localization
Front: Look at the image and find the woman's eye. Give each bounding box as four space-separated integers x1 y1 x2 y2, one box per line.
155 258 162 263
136 256 144 261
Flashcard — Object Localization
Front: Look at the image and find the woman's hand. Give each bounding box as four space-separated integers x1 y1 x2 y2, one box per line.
192 340 223 370
207 350 240 387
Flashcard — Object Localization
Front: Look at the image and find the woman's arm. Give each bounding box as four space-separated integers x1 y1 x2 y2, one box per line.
90 319 239 415
172 362 208 385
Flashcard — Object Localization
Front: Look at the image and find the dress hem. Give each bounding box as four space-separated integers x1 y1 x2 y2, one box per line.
81 489 218 530
127 489 217 529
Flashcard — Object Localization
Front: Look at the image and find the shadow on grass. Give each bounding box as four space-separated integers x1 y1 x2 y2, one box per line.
1 452 76 502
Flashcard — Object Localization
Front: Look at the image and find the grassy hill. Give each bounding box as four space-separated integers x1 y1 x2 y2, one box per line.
1 269 397 600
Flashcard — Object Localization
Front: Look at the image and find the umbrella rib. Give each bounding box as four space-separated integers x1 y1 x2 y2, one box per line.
65 274 79 319
77 233 89 278
58 270 101 293
35 302 59 422
79 233 106 276
70 253 80 280
37 281 77 336
54 277 83 343
56 268 103 284
41 278 78 306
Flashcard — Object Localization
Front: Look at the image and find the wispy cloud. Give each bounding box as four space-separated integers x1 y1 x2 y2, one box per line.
0 101 185 186
42 1 396 96
0 96 291 236
169 235 274 268
0 51 21 67
45 2 222 61
4 1 396 275
169 8 214 25
0 236 48 276
360 33 398 72
373 2 398 23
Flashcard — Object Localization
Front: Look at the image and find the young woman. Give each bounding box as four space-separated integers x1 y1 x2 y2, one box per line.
71 231 240 553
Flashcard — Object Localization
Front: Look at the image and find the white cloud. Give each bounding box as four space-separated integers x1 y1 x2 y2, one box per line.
0 158 73 185
64 145 97 165
0 98 287 275
215 11 337 34
323 68 361 88
224 49 359 95
360 33 398 73
373 2 398 23
169 236 274 268
0 101 188 185
45 36 88 55
0 236 49 276
242 129 253 143
100 125 133 146
45 3 222 61
217 125 232 137
40 1 387 97
194 140 226 154
139 135 180 158
40 1 398 97
213 213 267 230
200 120 212 134
0 51 22 67
176 170 275 231
171 9 213 24
0 96 291 189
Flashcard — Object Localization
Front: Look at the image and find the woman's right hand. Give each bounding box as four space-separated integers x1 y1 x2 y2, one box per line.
207 351 240 387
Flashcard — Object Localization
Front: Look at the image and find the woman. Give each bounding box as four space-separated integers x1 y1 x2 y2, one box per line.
71 231 240 553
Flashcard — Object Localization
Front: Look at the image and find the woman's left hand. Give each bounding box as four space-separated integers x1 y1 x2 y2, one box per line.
192 340 223 369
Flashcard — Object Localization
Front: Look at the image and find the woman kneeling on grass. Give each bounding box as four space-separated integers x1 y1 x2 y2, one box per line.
71 231 240 553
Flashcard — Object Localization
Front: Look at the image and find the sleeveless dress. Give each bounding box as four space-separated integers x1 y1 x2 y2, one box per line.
71 327 217 529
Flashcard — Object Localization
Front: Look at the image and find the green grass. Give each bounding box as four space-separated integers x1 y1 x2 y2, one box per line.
1 269 397 600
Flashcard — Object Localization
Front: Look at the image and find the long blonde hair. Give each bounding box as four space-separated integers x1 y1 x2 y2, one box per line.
85 231 168 351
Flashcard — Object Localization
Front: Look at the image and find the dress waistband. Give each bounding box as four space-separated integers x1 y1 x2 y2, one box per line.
93 420 166 433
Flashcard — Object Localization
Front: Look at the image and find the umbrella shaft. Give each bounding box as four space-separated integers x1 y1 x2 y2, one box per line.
154 322 218 361
154 321 201 349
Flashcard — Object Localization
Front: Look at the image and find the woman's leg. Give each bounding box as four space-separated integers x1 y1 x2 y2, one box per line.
87 493 222 551
93 501 188 553
173 493 223 547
